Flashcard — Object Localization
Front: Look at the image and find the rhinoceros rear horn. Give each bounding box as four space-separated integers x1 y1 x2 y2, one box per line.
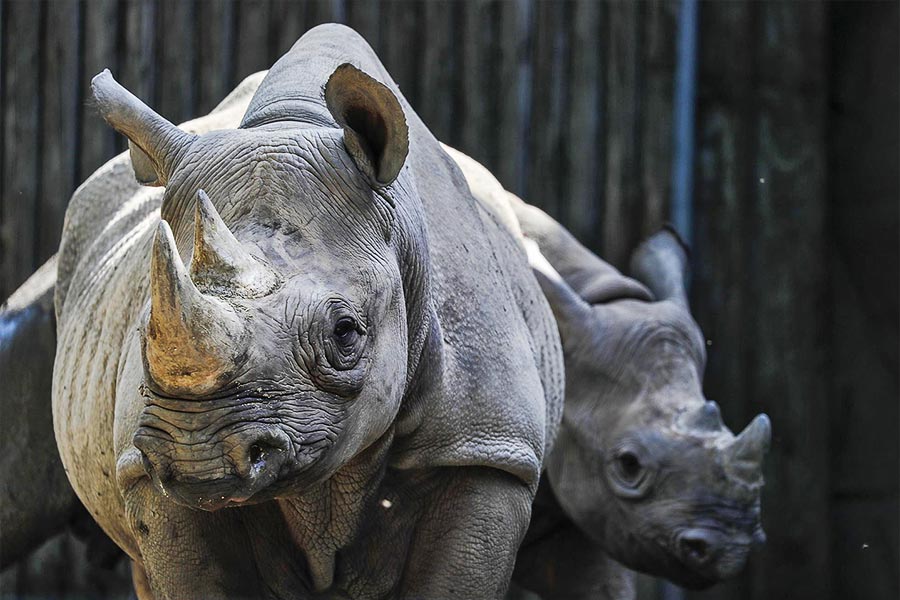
143 220 245 397
325 63 409 186
726 414 772 485
91 69 195 186
190 190 279 297
629 226 690 307
681 401 725 432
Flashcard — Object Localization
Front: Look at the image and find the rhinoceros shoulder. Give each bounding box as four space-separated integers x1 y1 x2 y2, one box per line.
390 142 564 488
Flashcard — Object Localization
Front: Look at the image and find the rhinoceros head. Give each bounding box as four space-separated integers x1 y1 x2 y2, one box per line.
92 63 416 510
532 230 770 589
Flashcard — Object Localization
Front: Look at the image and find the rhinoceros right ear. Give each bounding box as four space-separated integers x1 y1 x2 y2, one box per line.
91 69 195 186
525 239 593 347
325 63 409 187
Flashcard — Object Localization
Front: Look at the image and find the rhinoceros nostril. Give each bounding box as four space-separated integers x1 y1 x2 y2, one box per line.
682 537 710 563
242 432 290 478
248 444 266 468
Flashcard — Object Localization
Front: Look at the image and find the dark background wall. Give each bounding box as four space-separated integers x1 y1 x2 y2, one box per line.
1 1 897 599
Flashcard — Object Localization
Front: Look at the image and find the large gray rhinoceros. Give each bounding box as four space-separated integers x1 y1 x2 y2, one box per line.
507 202 770 598
52 24 562 598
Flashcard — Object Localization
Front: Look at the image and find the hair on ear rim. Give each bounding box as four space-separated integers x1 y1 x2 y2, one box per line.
324 63 409 187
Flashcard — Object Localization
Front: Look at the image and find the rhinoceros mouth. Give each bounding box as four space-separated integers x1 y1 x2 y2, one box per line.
654 522 756 589
133 386 335 510
135 422 328 511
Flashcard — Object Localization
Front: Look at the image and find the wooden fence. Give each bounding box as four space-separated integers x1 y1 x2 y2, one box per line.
1 1 897 599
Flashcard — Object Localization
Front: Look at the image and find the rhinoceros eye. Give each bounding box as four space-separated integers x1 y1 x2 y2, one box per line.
607 446 654 499
617 452 642 481
333 317 359 345
322 311 366 374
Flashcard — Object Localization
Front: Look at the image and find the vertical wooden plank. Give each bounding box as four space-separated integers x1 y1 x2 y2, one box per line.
39 0 80 263
525 0 567 221
156 0 197 124
196 0 236 114
306 0 346 30
1 1 42 299
80 0 119 180
747 4 829 599
270 0 307 59
121 0 158 138
345 0 380 51
639 0 678 238
378 1 421 109
0 0 5 298
494 0 531 196
417 0 456 142
457 0 494 166
600 0 641 268
827 3 899 597
235 0 272 81
563 0 601 245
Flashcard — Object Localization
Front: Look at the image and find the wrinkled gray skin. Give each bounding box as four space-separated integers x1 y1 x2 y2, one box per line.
51 24 562 599
505 201 770 598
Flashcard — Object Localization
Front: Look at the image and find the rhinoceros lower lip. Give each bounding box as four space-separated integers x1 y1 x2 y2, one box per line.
147 465 285 512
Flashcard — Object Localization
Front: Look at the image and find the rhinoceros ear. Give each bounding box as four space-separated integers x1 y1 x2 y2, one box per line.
325 63 409 186
91 69 195 186
629 225 691 308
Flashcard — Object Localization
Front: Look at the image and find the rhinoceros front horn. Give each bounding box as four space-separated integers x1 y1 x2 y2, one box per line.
91 69 195 186
726 414 772 485
143 219 246 398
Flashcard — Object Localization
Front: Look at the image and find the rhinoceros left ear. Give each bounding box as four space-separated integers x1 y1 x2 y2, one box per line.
325 63 409 187
91 69 195 186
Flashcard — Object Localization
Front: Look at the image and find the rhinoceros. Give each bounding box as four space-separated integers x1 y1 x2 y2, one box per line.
51 24 562 598
507 203 770 598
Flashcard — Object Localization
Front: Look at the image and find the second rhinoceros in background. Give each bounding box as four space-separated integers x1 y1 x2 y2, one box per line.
52 24 562 599
510 201 770 598
445 146 769 598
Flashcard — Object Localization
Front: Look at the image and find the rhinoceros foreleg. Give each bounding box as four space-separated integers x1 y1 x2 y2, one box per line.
512 521 635 600
397 467 533 600
122 478 264 598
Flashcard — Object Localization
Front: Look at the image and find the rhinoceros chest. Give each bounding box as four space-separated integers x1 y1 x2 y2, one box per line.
242 465 437 600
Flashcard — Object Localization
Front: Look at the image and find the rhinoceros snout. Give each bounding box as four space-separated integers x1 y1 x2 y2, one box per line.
673 527 752 587
133 426 292 510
